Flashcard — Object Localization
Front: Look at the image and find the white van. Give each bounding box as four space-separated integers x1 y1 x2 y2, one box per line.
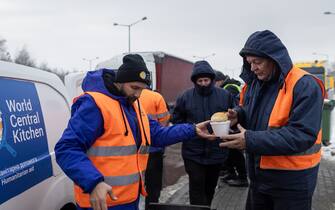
64 72 86 100
0 61 75 210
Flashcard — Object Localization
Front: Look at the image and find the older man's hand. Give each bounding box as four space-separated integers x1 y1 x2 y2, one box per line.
219 124 246 150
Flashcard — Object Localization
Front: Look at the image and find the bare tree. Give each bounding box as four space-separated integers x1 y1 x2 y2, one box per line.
1 39 70 81
54 68 68 82
14 46 36 67
0 38 12 62
39 62 53 72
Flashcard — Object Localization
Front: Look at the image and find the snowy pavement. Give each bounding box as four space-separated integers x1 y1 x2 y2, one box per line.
156 158 335 210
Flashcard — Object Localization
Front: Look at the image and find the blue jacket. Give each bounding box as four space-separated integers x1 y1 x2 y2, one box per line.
55 69 196 210
238 30 323 198
172 61 235 165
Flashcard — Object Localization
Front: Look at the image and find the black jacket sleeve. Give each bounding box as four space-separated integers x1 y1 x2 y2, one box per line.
171 93 187 124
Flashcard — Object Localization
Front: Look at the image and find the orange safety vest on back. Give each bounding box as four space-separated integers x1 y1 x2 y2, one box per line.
239 67 325 170
74 91 151 208
139 89 170 125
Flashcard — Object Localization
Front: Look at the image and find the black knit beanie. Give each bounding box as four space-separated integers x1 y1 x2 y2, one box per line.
115 54 151 86
215 70 228 82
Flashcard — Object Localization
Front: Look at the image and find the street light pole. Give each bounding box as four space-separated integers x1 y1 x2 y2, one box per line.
114 17 147 53
312 52 329 62
128 26 131 53
193 53 216 60
83 57 99 71
324 11 335 15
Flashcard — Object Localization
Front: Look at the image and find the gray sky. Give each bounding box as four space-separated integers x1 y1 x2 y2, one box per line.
1 0 335 77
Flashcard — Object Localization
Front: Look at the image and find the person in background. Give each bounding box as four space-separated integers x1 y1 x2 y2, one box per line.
214 70 248 187
214 71 241 99
55 54 216 210
220 30 325 210
139 88 170 210
171 60 235 206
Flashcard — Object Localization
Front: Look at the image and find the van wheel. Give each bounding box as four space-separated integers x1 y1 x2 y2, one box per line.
60 203 76 210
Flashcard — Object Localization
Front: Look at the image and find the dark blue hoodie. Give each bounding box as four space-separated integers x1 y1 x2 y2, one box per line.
238 30 323 198
55 69 196 210
172 61 235 165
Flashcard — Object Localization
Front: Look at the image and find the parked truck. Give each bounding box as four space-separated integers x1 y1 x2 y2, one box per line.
295 60 335 99
96 51 194 107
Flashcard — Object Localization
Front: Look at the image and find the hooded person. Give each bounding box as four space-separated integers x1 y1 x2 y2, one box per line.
171 60 236 206
190 60 216 95
214 70 228 88
220 30 325 210
214 70 241 99
55 54 216 210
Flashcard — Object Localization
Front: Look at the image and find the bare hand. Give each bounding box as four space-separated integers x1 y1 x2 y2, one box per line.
227 109 238 126
195 120 217 140
219 124 246 150
90 182 118 210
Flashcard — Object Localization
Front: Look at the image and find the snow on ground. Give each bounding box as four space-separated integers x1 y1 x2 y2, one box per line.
322 101 335 161
322 146 335 161
139 175 189 210
159 175 188 203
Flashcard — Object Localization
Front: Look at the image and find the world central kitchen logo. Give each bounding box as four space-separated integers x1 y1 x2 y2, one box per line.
0 99 46 157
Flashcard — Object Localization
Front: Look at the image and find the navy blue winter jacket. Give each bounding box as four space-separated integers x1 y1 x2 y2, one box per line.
238 30 324 198
55 69 196 210
171 61 235 165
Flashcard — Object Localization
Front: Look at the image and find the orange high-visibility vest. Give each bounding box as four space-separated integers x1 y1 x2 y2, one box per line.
240 67 325 170
139 89 170 125
74 91 151 208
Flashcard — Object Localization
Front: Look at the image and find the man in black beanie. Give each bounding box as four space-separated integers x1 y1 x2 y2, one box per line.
113 54 151 103
55 54 217 210
115 54 151 86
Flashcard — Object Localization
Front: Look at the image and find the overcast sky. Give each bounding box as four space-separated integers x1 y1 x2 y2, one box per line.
1 0 335 77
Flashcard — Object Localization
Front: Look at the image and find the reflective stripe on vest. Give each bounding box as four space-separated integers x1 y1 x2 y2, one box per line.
104 171 144 186
138 145 151 154
239 85 248 106
87 145 137 156
223 83 241 92
139 89 170 125
295 143 321 156
74 91 151 208
87 145 150 156
240 67 325 170
157 111 170 119
147 111 170 121
147 114 157 120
